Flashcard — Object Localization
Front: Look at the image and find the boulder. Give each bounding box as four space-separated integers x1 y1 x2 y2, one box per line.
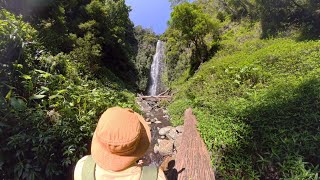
166 128 178 140
159 126 173 136
158 139 174 156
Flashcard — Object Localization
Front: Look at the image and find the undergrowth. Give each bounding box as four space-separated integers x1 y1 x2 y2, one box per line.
168 22 320 179
0 10 137 179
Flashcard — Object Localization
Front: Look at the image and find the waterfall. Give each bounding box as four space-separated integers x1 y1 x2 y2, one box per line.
148 40 164 96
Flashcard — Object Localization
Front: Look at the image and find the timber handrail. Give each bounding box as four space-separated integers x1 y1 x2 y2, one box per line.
174 108 215 180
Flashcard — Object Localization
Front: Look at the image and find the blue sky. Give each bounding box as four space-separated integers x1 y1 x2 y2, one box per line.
125 0 171 35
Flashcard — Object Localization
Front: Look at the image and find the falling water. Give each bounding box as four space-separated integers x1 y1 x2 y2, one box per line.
148 40 164 96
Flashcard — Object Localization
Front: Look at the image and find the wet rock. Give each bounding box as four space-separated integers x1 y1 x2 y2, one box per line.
166 128 178 140
159 126 173 136
176 125 184 133
158 139 174 156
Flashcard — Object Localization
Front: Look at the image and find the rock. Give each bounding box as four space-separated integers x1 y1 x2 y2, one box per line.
158 139 174 156
159 126 173 136
144 106 152 112
166 128 178 140
176 125 184 133
162 109 168 114
151 118 156 123
146 122 152 125
154 145 159 154
163 115 170 119
145 112 151 117
145 118 150 122
160 136 165 139
155 121 162 124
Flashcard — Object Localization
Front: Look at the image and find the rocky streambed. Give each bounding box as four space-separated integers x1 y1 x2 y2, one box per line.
136 96 183 167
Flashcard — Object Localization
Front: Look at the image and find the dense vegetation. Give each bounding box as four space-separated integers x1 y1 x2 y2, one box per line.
0 0 156 178
1 0 320 179
132 26 158 92
165 0 320 179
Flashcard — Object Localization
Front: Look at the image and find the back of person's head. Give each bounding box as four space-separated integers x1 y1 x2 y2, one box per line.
91 107 151 171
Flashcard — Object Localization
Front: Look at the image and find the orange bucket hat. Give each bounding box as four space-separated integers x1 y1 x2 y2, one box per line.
91 107 151 171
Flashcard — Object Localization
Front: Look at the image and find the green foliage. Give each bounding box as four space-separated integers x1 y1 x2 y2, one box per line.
256 0 320 39
2 0 138 87
0 9 37 64
0 9 137 179
195 0 320 39
169 0 190 7
168 21 320 178
132 26 158 91
162 28 191 82
211 0 258 20
165 2 220 78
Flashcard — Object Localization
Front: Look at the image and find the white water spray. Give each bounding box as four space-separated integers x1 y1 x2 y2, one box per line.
148 40 164 96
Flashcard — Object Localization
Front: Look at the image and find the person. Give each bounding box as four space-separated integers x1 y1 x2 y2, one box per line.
74 107 166 180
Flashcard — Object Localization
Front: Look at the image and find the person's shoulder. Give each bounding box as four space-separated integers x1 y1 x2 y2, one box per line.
74 155 90 180
158 168 167 180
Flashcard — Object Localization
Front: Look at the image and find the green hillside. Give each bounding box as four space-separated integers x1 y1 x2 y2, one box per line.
168 21 320 179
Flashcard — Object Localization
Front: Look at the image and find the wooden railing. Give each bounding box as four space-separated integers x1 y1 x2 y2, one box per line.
163 108 215 180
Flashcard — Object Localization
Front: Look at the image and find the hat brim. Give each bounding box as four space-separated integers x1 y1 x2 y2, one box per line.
91 112 151 171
